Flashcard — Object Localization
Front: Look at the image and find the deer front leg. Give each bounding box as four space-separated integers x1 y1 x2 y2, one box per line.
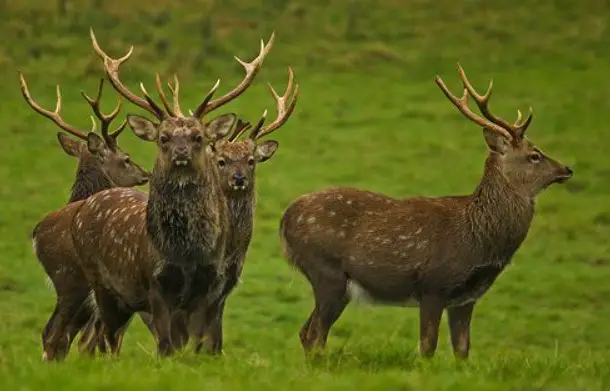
447 301 475 360
147 282 174 357
189 299 223 355
200 298 226 355
418 295 444 358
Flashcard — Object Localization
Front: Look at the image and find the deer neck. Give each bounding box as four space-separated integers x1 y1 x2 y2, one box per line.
68 159 114 203
146 158 227 270
225 187 256 256
467 155 535 264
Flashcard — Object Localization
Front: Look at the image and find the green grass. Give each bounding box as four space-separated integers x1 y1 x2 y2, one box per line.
1 0 610 389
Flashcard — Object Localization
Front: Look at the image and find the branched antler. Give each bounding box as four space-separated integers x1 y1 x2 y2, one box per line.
81 78 126 149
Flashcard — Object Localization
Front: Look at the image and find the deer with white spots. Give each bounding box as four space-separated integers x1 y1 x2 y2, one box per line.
279 65 573 359
59 29 275 357
22 75 150 361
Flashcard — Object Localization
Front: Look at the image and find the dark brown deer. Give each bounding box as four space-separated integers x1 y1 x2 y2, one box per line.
135 69 299 353
43 29 274 358
279 65 573 360
21 75 150 361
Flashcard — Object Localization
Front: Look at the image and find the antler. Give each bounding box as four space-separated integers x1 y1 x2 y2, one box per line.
227 119 253 142
436 70 515 141
248 67 299 141
18 72 90 141
90 29 167 120
192 32 276 119
454 64 533 138
81 78 127 149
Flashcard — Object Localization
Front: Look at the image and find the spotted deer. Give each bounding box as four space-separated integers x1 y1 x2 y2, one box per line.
52 29 275 358
21 75 150 361
279 65 573 359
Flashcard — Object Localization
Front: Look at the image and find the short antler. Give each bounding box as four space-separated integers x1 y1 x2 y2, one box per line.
248 67 299 141
455 64 532 138
192 32 276 119
227 119 253 142
19 72 90 141
81 78 127 149
90 29 167 120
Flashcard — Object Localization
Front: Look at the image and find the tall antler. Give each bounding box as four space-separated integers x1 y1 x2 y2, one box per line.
81 78 127 149
435 71 515 141
90 29 167 121
248 67 299 141
455 65 533 138
18 72 90 141
192 32 276 120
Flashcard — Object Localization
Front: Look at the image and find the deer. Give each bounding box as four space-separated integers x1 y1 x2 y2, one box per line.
135 69 299 353
32 28 276 358
279 64 573 360
21 75 150 361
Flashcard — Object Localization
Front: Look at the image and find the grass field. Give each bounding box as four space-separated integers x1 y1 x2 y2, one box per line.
1 0 610 389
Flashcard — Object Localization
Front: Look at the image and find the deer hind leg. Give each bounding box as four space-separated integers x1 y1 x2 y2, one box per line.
298 259 349 353
42 291 89 361
198 299 226 355
93 288 133 356
418 294 445 358
447 301 475 360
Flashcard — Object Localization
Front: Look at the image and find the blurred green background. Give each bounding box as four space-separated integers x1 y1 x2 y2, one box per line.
0 0 609 390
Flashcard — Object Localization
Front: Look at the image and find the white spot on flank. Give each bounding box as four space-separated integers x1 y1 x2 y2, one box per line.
415 227 423 235
297 215 303 223
337 195 343 200
329 211 336 217
399 235 408 240
338 231 346 238
307 216 316 224
346 200 352 205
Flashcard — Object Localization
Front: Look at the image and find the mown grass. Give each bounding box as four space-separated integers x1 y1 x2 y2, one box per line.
0 1 609 390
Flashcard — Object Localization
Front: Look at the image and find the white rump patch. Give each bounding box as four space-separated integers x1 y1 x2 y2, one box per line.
31 237 38 257
347 279 418 308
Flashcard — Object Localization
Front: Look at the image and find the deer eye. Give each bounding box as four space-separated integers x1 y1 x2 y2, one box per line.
247 157 255 166
123 156 131 165
217 158 226 168
528 152 542 163
159 134 170 144
193 134 203 143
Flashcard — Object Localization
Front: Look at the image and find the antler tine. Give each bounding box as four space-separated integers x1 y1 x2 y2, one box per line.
194 32 276 119
154 73 175 117
248 110 269 140
228 119 253 142
90 28 166 120
251 66 299 141
457 64 532 138
18 72 89 141
167 74 184 117
435 74 514 141
81 78 125 147
514 106 533 137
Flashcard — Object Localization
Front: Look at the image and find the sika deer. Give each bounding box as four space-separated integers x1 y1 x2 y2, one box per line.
21 75 150 361
280 65 573 359
137 69 299 352
50 29 274 357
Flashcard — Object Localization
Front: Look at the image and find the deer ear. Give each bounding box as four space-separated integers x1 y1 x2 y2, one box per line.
56 133 84 158
204 113 237 141
86 132 109 155
483 127 509 155
255 140 279 163
127 114 158 142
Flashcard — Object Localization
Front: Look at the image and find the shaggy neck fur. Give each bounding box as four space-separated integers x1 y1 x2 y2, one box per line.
146 158 226 271
68 159 114 203
225 187 256 259
466 154 535 267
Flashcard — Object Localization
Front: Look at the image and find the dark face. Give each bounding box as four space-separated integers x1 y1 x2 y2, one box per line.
213 138 279 194
483 129 573 197
57 132 150 187
127 113 237 179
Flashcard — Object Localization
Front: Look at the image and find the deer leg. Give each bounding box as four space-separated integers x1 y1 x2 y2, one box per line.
418 295 444 358
93 288 133 356
190 301 223 355
42 293 89 361
447 301 475 360
147 282 174 357
77 315 100 355
200 299 226 355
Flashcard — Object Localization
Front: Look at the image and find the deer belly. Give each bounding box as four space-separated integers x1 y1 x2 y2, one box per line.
347 279 419 307
445 264 503 307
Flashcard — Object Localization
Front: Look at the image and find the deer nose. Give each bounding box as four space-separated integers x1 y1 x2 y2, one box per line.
232 173 246 186
174 146 189 158
564 166 573 177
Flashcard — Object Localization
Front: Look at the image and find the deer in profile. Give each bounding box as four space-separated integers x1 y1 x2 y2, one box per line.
33 29 276 358
279 65 573 360
21 75 150 361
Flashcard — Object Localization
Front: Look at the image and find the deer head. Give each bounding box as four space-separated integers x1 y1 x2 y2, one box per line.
19 74 150 188
89 29 275 184
213 67 299 193
436 65 573 198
